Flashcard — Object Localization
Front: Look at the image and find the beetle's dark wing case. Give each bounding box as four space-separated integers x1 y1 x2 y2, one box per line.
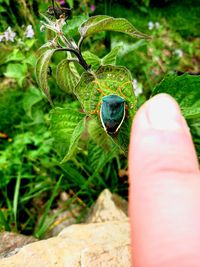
100 94 126 134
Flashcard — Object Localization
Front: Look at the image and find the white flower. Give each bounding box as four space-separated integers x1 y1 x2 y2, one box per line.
132 79 143 97
132 79 137 88
4 27 16 42
25 25 34 38
148 21 154 30
0 35 4 42
155 22 160 29
174 49 183 58
148 21 161 30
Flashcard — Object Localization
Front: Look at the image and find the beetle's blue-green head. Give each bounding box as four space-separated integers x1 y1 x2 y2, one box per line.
100 94 126 135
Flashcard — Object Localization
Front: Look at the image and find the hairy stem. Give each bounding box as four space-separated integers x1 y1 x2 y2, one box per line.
57 47 90 71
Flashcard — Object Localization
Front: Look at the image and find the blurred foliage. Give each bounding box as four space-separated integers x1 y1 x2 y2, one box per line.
0 0 199 237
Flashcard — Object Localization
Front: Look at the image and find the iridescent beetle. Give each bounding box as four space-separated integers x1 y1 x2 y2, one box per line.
100 94 126 135
91 80 130 135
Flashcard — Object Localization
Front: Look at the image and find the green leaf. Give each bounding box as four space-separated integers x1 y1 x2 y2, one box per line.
87 119 119 172
112 39 146 56
56 59 80 93
152 74 200 119
4 63 27 79
0 6 6 12
0 0 9 5
24 39 36 48
0 45 13 66
24 54 37 67
88 140 118 174
35 49 57 105
74 65 137 153
4 49 25 63
83 47 121 70
79 15 150 40
82 51 101 70
188 117 200 161
66 0 74 8
64 14 88 37
23 86 43 118
4 63 27 87
101 46 121 65
61 118 85 163
36 40 58 58
50 108 85 162
88 119 116 151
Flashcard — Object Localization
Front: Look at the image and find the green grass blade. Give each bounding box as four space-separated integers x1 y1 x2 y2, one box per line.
13 170 22 229
34 175 63 239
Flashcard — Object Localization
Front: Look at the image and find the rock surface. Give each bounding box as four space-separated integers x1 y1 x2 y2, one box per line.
0 189 131 267
86 189 128 223
0 232 37 258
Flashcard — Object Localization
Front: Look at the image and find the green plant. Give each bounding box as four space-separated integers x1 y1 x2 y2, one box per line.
36 11 151 162
36 5 200 172
1 1 199 238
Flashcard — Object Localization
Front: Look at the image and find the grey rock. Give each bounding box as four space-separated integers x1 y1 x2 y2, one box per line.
0 232 37 259
86 189 128 223
0 221 131 267
0 189 131 266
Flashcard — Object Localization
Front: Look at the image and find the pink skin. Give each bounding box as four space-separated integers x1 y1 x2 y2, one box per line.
129 94 200 267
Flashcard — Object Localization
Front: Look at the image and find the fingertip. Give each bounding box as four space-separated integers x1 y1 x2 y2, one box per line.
129 93 200 267
129 93 199 174
133 93 189 132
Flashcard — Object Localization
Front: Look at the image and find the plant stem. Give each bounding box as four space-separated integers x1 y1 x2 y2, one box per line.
58 29 90 70
57 48 90 71
78 36 84 50
76 51 90 71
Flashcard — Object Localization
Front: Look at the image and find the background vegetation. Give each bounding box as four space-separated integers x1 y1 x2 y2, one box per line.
0 0 199 238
